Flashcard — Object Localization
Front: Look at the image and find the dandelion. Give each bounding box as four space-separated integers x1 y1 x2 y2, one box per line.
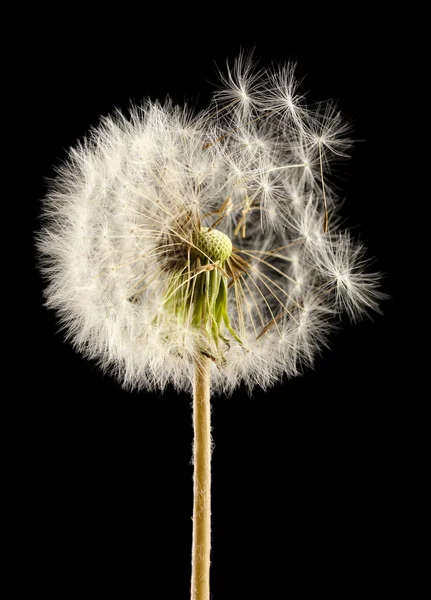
37 53 382 599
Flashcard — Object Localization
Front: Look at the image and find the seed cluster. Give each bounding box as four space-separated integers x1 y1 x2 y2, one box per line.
37 55 382 393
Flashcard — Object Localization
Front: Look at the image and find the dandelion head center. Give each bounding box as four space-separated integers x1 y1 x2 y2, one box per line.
193 227 232 263
159 224 241 363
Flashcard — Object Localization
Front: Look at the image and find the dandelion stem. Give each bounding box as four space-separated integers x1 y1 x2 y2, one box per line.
191 354 212 600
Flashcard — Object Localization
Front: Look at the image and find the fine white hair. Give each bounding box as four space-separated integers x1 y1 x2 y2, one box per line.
37 54 382 395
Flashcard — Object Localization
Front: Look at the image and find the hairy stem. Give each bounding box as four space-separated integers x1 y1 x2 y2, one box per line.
191 355 212 600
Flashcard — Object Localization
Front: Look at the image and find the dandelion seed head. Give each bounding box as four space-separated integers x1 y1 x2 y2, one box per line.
37 55 382 394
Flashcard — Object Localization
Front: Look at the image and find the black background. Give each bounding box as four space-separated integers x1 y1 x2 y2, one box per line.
27 13 410 599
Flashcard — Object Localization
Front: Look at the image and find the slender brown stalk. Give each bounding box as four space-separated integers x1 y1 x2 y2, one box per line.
191 354 212 600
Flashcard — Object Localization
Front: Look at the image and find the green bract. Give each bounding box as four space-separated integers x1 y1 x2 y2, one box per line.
163 227 241 361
